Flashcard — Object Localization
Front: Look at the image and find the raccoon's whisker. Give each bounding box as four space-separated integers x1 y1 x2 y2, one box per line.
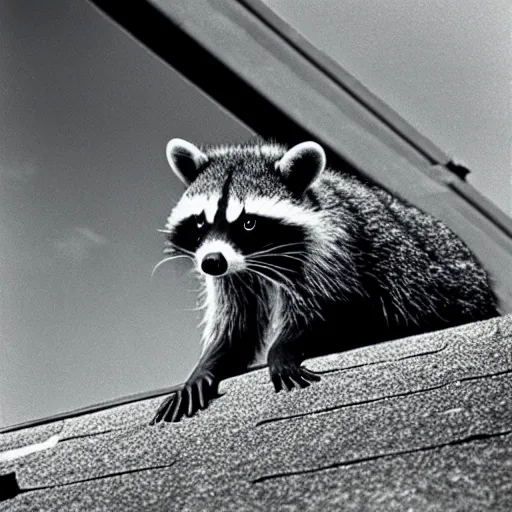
249 245 305 259
262 250 307 257
250 260 297 281
258 241 303 252
246 266 285 290
247 262 296 290
151 255 192 278
248 242 306 258
163 241 195 257
246 261 284 287
246 258 299 277
254 252 307 264
163 247 195 258
157 229 172 234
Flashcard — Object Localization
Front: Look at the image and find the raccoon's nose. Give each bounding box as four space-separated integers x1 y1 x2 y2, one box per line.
201 252 228 276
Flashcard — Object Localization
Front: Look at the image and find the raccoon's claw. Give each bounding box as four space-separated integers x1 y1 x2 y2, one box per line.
150 372 219 424
269 365 321 393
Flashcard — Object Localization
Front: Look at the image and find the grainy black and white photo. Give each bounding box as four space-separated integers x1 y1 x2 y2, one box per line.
1 1 511 510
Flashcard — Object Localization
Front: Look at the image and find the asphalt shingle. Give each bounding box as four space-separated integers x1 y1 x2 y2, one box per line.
249 433 512 511
0 315 511 511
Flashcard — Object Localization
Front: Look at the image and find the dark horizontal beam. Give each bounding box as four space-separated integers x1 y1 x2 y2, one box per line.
86 0 315 146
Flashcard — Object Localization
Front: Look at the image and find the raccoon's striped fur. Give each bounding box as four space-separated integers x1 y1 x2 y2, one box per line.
151 138 499 423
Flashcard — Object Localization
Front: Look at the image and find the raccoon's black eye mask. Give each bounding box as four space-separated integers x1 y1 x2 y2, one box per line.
229 214 306 257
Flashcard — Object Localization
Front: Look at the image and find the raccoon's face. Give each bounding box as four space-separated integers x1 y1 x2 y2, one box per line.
163 139 326 282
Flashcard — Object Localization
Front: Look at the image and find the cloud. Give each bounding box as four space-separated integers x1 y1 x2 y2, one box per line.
54 227 108 262
74 227 108 246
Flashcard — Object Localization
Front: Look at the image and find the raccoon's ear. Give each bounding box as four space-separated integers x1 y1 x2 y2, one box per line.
166 138 209 185
276 141 326 196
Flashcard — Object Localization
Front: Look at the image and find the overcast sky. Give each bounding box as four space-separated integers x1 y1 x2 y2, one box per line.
0 1 510 427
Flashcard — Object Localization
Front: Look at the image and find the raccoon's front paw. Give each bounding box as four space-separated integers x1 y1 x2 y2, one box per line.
268 359 321 393
150 372 219 424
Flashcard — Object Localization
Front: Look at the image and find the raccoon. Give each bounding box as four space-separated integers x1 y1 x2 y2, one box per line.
151 138 499 423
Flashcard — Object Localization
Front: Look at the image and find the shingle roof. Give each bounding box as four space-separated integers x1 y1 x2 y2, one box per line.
1 315 511 511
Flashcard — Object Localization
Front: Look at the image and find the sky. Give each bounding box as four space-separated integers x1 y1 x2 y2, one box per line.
0 1 510 427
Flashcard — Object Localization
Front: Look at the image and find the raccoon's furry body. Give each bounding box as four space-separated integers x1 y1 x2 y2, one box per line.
151 138 498 423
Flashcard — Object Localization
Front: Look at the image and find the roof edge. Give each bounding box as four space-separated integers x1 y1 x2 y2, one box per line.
0 364 267 434
0 386 176 434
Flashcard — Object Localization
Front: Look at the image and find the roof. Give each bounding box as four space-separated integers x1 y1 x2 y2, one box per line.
1 313 511 510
